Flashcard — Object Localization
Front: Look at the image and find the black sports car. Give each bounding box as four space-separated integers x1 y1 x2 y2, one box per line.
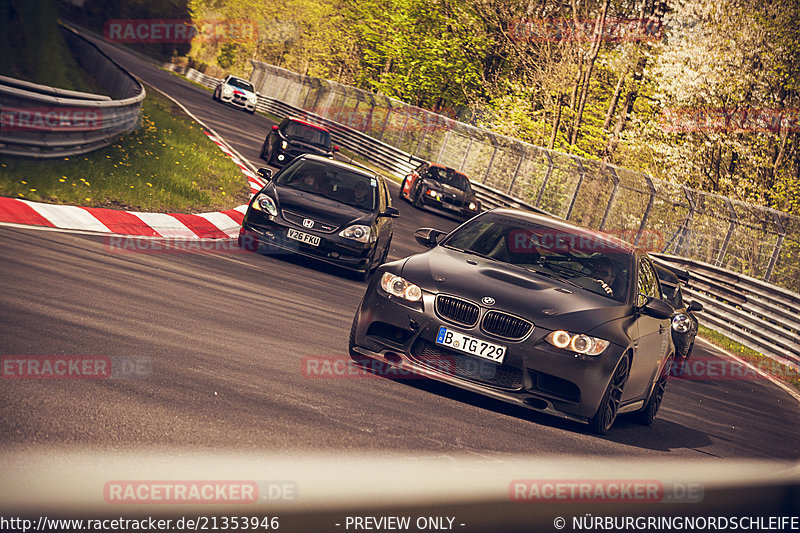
349 209 676 434
400 162 481 220
655 264 703 367
238 155 398 280
260 117 339 167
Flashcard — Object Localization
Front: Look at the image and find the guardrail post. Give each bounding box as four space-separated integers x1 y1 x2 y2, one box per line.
599 166 620 231
459 136 473 172
634 173 657 247
715 198 738 266
765 212 786 282
535 151 554 207
482 145 498 183
507 151 525 193
378 105 393 142
437 127 451 164
565 157 586 220
397 111 411 149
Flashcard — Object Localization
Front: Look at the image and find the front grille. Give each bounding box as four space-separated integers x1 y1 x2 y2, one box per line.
412 340 523 390
481 311 533 340
435 295 479 327
281 210 337 233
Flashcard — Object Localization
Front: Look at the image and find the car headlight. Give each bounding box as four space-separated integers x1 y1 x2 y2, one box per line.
380 272 422 302
672 313 692 333
248 95 257 103
545 330 610 356
222 86 233 95
426 189 442 200
339 225 371 243
281 140 288 150
468 201 478 211
251 193 277 216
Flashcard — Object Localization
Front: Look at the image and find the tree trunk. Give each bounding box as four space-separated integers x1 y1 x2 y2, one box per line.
569 0 611 146
603 66 629 131
549 94 563 150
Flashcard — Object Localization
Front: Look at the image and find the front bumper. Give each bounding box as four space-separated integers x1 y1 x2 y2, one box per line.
351 282 625 423
219 92 256 112
240 213 374 273
418 194 479 220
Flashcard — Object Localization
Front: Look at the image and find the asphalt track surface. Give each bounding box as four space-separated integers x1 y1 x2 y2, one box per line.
2 34 799 464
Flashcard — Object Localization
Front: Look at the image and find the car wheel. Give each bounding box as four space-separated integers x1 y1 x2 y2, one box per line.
412 187 424 208
633 355 672 426
348 307 369 363
400 178 409 202
588 354 629 435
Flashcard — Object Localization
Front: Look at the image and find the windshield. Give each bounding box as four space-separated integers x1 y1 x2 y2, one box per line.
227 78 254 92
283 121 331 148
276 160 377 211
443 214 632 302
428 167 470 191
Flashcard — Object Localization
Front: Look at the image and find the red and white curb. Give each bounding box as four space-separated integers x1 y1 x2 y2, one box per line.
0 130 266 239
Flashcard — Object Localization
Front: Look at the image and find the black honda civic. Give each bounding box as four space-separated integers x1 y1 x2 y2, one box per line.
238 155 398 279
349 209 676 434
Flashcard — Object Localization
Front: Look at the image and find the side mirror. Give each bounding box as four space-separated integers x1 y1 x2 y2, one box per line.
688 301 703 312
271 125 279 131
414 227 446 248
638 295 674 320
333 145 340 153
257 167 273 181
379 207 400 218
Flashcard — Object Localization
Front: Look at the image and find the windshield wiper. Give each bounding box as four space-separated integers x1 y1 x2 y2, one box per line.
524 265 582 289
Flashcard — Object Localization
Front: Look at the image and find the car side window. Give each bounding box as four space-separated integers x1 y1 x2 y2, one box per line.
638 258 660 301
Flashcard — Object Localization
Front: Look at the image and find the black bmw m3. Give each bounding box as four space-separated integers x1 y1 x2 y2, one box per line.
349 209 676 434
238 155 398 279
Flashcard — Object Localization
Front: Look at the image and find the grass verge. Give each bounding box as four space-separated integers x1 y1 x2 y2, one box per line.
0 83 250 213
698 325 800 393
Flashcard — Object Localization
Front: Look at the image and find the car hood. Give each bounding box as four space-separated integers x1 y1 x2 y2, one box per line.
284 137 332 155
228 87 255 98
424 180 471 198
271 183 374 229
399 246 631 332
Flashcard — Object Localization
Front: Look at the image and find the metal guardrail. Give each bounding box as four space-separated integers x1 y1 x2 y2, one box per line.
653 254 800 369
162 63 800 370
0 25 145 159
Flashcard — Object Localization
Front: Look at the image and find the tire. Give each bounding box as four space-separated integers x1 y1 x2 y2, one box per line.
633 355 672 426
588 354 629 435
412 187 424 209
348 307 368 363
400 178 409 202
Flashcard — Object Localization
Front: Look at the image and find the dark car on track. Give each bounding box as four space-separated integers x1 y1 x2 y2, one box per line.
349 209 676 434
400 162 481 220
238 154 398 280
260 117 339 167
655 264 703 368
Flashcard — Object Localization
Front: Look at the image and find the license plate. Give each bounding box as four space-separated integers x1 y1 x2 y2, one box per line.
436 326 506 364
287 228 320 246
